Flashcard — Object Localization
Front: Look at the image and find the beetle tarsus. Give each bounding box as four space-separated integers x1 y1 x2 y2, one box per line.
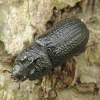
17 82 20 90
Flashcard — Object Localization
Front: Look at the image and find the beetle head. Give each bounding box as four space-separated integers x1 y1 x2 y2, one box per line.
12 64 28 81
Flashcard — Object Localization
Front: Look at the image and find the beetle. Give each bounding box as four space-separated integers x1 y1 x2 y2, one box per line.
4 18 89 85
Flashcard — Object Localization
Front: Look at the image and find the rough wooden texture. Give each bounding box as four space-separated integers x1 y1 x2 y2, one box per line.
0 0 100 100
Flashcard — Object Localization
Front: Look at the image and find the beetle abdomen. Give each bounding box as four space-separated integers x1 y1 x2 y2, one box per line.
36 18 89 67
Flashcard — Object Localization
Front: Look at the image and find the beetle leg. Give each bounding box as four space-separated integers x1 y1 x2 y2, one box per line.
32 32 38 40
30 24 39 41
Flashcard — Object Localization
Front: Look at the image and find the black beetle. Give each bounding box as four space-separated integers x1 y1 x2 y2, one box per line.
4 18 89 85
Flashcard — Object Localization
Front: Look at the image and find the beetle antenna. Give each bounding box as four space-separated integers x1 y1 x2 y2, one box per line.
2 70 11 73
3 70 21 90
